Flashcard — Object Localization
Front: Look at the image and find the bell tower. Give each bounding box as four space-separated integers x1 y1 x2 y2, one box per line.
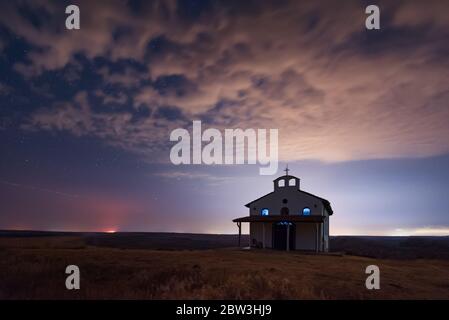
273 165 300 191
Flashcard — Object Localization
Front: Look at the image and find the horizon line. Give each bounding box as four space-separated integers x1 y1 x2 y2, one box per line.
1 228 448 237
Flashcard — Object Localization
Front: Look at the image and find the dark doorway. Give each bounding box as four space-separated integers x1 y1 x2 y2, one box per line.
281 207 289 215
272 222 296 250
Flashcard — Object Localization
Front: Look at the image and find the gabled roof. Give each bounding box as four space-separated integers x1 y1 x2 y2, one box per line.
244 192 274 208
244 189 334 215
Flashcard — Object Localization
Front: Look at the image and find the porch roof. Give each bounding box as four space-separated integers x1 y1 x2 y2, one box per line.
232 215 325 223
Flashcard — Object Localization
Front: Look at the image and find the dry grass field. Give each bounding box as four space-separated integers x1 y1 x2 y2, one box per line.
1 233 449 299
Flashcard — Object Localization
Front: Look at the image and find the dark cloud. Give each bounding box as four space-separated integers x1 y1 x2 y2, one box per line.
0 0 448 163
153 105 187 122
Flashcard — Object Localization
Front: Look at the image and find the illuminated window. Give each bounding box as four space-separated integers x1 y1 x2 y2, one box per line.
278 180 285 187
289 179 296 186
277 221 293 226
303 207 311 216
261 208 269 216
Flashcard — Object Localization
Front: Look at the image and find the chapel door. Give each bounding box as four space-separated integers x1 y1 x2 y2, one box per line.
272 222 296 250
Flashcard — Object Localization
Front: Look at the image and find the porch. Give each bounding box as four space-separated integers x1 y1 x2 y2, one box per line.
232 215 325 252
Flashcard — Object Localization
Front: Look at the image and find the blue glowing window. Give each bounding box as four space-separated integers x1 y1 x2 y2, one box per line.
277 221 293 226
303 207 311 216
261 208 269 216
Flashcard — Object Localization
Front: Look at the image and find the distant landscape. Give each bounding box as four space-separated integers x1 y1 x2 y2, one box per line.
1 231 449 299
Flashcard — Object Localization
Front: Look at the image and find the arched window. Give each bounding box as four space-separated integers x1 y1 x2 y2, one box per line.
289 178 296 186
278 179 285 187
261 208 269 216
303 207 311 216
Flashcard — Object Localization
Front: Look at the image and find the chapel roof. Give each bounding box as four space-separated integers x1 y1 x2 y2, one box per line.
244 189 334 215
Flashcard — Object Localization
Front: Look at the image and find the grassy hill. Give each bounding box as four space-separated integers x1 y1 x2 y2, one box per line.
0 231 449 299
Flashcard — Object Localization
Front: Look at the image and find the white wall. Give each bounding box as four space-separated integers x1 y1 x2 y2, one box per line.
250 222 324 251
295 223 317 250
250 222 273 248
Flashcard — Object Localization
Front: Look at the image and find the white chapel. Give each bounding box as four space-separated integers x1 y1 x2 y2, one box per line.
233 168 333 252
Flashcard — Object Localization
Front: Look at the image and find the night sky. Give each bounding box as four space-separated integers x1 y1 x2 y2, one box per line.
1 0 449 235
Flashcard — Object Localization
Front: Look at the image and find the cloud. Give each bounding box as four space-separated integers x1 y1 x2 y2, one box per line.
393 227 449 236
98 65 150 89
26 91 186 162
94 89 128 106
392 1 449 29
2 0 449 164
0 82 12 95
154 170 235 183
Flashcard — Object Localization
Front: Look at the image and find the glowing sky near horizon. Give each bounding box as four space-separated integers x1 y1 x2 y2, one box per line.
0 0 449 236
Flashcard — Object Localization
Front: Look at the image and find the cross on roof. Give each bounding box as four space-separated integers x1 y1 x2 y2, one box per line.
284 165 289 176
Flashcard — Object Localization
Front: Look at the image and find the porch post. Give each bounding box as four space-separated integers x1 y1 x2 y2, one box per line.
249 224 251 247
262 223 266 249
286 223 290 251
237 222 241 247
